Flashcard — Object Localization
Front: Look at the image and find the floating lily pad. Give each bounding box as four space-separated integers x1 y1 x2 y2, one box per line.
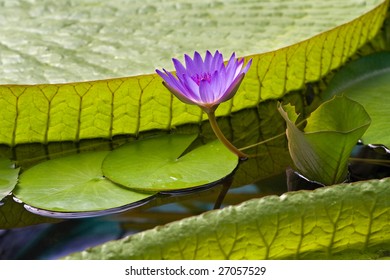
102 134 239 191
13 151 155 212
0 158 20 202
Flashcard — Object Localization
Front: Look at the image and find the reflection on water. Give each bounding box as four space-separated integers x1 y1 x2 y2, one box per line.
0 172 287 259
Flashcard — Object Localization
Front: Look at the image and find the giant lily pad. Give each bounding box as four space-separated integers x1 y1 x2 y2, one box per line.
65 177 390 260
102 134 239 191
0 1 387 147
278 96 371 185
13 151 155 213
0 0 385 84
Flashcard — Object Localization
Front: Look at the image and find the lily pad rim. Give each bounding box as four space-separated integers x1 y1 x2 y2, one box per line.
17 192 158 219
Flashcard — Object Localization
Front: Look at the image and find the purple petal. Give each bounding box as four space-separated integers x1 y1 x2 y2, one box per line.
225 56 238 83
193 51 204 72
218 73 245 103
157 69 180 88
227 52 236 68
162 69 192 97
204 50 213 72
234 58 245 78
172 58 187 78
211 50 223 72
156 69 170 81
242 58 253 74
199 79 215 104
182 74 201 101
217 60 225 74
211 69 225 100
163 82 198 106
185 54 198 76
163 69 180 85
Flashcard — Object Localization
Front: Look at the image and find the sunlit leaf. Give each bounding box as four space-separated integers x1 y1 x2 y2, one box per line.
13 151 156 212
278 96 370 185
102 134 238 191
0 158 20 201
0 0 386 84
64 178 390 260
0 0 387 146
323 52 390 148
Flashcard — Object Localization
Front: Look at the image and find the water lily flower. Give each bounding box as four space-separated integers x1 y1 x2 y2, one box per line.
156 51 252 159
156 50 252 114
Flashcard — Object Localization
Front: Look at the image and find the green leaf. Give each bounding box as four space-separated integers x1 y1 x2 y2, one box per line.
64 178 390 260
12 134 238 213
13 151 155 212
0 158 20 201
102 134 238 191
0 0 386 84
323 52 390 148
0 0 387 146
278 96 371 185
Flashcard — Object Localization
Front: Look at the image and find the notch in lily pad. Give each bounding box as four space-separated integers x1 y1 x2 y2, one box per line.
102 134 239 192
0 158 20 202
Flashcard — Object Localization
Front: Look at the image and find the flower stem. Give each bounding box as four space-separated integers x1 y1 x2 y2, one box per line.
206 111 248 160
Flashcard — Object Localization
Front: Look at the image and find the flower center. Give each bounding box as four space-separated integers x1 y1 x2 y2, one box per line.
191 72 211 85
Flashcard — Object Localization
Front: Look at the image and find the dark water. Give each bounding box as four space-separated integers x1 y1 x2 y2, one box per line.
0 172 288 259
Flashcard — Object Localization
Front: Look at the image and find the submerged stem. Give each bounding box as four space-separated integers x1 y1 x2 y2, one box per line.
206 111 248 159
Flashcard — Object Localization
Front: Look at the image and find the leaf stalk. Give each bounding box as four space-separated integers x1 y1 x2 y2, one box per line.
206 111 248 160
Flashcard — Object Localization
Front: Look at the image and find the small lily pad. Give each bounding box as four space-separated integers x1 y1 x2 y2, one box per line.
102 134 239 191
0 158 20 202
278 96 370 185
13 151 155 212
